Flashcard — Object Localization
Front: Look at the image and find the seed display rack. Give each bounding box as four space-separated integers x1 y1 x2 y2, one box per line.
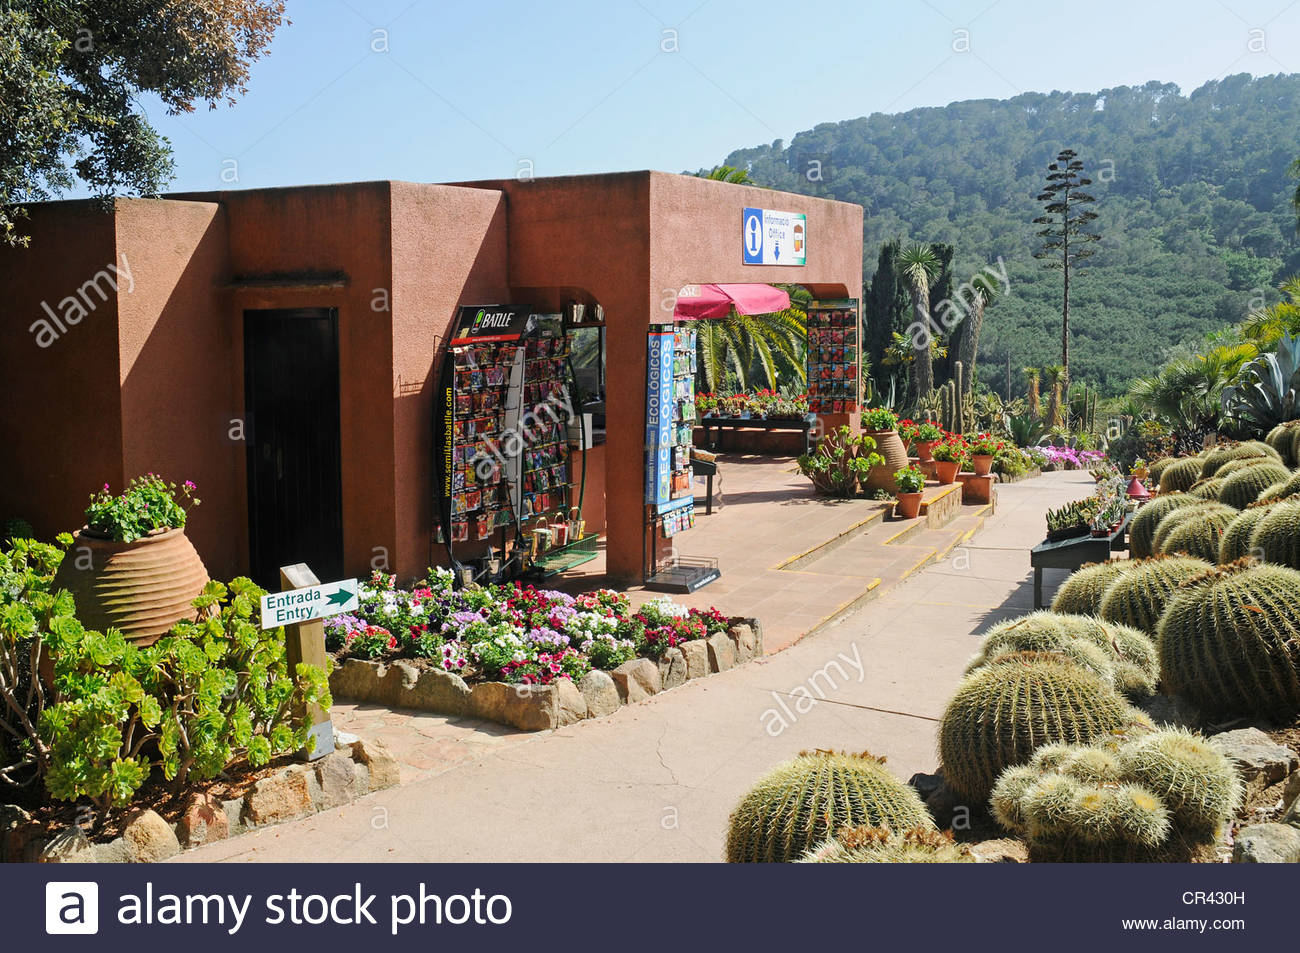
806 300 860 415
643 325 718 592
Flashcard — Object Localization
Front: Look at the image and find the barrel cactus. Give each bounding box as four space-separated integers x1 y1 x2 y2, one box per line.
1097 555 1213 635
1160 456 1204 493
1265 422 1299 466
1218 461 1291 510
724 751 934 862
1051 559 1133 616
1259 470 1300 502
1215 456 1272 479
1158 505 1236 563
1187 477 1224 500
798 826 973 863
1153 501 1234 554
1199 441 1279 479
1248 499 1300 571
1130 494 1198 558
1147 456 1176 483
1158 562 1300 719
938 653 1150 804
991 729 1238 861
1219 501 1277 564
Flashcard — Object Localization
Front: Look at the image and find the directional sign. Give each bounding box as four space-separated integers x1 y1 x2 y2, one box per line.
260 578 359 629
742 207 806 266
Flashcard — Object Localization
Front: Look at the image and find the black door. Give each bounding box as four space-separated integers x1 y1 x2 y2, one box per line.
243 308 344 588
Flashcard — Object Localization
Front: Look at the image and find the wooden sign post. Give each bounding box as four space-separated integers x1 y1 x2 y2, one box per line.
279 563 335 762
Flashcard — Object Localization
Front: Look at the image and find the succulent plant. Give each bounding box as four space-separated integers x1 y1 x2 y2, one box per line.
967 612 1158 698
798 825 974 863
1157 561 1300 719
1187 477 1225 500
1215 456 1272 479
1248 498 1300 571
938 652 1150 804
1152 501 1235 554
1097 555 1213 635
1051 560 1133 616
1199 441 1280 479
1259 469 1300 502
1219 501 1278 564
1160 456 1205 493
991 728 1237 862
1158 505 1237 563
724 750 934 863
1129 494 1199 558
1218 461 1291 510
1265 422 1299 466
1147 456 1177 483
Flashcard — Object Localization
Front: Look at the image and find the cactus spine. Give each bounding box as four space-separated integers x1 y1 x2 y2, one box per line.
1219 501 1277 564
1158 505 1236 563
938 653 1150 804
1157 562 1300 719
1187 477 1224 500
1159 457 1204 493
1218 461 1291 510
1051 560 1133 616
798 826 974 863
1247 498 1300 571
1097 555 1213 635
725 751 934 863
1152 501 1234 554
1129 493 1197 559
1259 470 1300 503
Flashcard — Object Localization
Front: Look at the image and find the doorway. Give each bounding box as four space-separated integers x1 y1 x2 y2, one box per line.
243 308 344 588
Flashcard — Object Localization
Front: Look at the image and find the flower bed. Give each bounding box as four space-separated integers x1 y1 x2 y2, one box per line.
326 571 761 730
697 389 809 419
1038 446 1107 471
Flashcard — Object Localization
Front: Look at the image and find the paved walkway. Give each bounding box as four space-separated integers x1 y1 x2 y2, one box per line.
177 470 1094 863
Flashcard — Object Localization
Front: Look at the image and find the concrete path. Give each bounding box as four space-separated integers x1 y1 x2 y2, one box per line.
177 470 1094 863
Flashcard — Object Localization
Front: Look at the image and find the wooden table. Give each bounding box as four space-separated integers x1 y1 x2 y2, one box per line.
700 413 817 456
1030 513 1132 609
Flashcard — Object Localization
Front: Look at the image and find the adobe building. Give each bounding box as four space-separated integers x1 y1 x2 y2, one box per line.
0 172 862 586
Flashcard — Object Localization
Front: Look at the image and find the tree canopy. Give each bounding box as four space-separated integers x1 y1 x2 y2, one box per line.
1 0 287 245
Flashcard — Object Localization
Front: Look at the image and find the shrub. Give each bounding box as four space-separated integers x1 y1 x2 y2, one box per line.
1159 457 1204 493
1097 555 1213 635
1158 562 1300 719
1249 498 1300 570
798 826 973 863
991 729 1239 861
1129 494 1198 558
1218 462 1291 510
1157 506 1236 563
1050 560 1133 616
938 653 1149 804
84 475 200 542
1219 502 1278 564
724 750 934 863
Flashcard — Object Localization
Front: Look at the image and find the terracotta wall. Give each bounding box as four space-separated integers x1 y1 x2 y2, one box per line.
0 201 126 540
114 199 237 575
388 181 510 579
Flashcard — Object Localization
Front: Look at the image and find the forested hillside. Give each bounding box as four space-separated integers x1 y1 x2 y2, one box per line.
716 74 1300 395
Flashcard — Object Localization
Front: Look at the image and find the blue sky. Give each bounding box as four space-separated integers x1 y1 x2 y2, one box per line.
139 0 1300 192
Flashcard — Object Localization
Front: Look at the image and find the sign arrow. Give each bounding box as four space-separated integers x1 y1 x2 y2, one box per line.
326 586 354 607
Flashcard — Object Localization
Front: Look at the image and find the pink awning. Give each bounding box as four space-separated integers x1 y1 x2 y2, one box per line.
672 283 791 320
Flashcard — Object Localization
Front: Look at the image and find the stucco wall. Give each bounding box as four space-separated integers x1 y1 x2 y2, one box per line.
0 201 125 540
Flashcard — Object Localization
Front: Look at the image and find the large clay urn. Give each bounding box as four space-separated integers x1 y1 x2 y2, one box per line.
862 428 911 492
51 527 210 644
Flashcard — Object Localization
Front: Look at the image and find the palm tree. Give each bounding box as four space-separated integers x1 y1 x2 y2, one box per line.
1043 364 1066 427
699 165 753 185
695 307 807 393
1241 276 1300 348
1130 344 1257 435
898 242 942 402
1024 367 1042 420
955 273 1002 392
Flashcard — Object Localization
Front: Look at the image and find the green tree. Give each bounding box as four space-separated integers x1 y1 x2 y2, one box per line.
1034 149 1100 382
899 242 942 400
1 0 287 246
1241 276 1300 348
954 271 1003 393
698 165 754 184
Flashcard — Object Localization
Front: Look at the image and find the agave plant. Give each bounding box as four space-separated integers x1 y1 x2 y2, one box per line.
1007 413 1046 448
1221 333 1300 432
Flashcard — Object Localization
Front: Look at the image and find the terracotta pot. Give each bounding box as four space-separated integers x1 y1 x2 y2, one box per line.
914 439 937 463
895 491 922 519
971 454 994 477
862 428 911 492
933 460 960 484
51 526 210 645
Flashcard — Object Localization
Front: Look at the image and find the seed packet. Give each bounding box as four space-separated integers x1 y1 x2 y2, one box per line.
475 516 492 541
451 519 469 543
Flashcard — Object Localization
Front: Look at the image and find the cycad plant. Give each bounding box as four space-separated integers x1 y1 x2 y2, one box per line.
695 306 807 393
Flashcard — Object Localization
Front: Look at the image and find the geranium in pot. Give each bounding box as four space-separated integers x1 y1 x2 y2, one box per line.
893 465 926 519
967 433 1002 477
858 407 910 492
912 421 943 462
52 475 210 645
930 435 965 484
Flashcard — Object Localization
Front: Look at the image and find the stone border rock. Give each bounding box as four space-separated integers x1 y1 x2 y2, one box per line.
2 736 400 863
329 619 764 731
